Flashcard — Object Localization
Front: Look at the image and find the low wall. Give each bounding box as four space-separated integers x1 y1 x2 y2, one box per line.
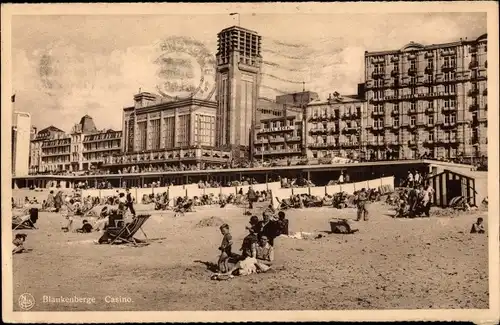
79 176 395 207
81 182 282 205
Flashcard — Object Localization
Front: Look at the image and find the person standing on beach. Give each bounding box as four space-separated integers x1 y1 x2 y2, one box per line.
125 188 136 216
247 186 257 209
355 188 369 221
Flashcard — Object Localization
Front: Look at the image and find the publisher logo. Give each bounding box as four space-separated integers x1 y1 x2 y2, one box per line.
18 293 35 311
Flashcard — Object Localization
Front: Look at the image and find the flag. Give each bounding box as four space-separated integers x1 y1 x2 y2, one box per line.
229 12 238 16
11 94 15 103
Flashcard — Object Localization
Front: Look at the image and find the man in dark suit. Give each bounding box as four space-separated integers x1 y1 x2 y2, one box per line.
125 188 136 216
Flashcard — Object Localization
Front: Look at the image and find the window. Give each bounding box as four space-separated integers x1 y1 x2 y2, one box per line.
450 113 456 124
428 115 434 125
410 116 416 126
393 116 399 127
428 132 434 141
426 75 433 83
444 114 450 124
444 84 455 94
427 58 433 68
410 60 416 69
410 76 416 85
444 99 455 108
393 63 399 72
444 57 450 67
410 102 417 111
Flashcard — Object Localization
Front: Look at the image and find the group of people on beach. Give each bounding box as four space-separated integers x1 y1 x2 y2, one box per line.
215 208 289 278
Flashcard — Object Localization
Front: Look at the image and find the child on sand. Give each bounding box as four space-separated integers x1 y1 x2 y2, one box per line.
470 217 485 234
76 220 94 233
218 224 233 273
12 233 27 254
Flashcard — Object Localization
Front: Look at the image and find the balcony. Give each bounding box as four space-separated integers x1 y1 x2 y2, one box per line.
441 106 456 112
309 142 336 149
441 49 455 56
254 138 265 144
371 57 385 64
372 110 384 116
424 65 434 74
257 125 294 134
408 67 417 75
469 61 479 69
254 147 302 155
390 56 399 63
391 110 400 116
441 121 456 128
342 142 360 148
285 135 301 142
343 126 359 133
392 124 400 130
468 88 479 96
425 52 434 59
391 69 399 77
483 89 487 96
309 115 319 122
425 106 434 113
425 122 435 128
372 71 385 78
309 128 327 135
408 53 416 60
471 138 480 146
408 107 418 114
441 63 456 71
269 137 285 143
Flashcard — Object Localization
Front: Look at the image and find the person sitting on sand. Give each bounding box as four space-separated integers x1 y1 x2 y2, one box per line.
470 217 485 234
12 233 28 254
217 224 233 273
76 220 94 233
255 236 274 272
240 226 258 259
257 214 280 246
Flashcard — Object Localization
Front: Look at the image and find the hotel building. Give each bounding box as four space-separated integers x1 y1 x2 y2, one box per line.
253 103 304 162
364 34 488 161
305 93 367 160
30 116 123 173
216 26 262 157
102 92 231 172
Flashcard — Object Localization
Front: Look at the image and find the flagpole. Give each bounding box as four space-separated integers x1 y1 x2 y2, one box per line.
230 13 240 26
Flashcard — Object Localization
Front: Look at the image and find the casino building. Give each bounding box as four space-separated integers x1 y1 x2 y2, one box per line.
101 92 232 173
216 26 262 158
364 34 488 162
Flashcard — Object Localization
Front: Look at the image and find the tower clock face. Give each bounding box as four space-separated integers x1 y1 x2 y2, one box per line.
155 37 216 101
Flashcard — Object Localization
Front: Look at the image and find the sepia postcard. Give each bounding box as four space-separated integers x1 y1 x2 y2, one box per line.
2 2 499 323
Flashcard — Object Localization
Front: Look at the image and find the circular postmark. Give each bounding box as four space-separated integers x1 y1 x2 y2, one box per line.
18 293 35 311
155 36 216 101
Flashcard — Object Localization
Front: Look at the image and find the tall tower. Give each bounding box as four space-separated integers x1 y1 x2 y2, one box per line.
216 26 262 158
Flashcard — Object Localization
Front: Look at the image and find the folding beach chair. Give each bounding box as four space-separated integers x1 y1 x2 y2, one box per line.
99 214 151 246
12 208 39 230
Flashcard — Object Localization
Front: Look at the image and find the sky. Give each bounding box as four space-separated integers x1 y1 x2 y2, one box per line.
11 12 486 132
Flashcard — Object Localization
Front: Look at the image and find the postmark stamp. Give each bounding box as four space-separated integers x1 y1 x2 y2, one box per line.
155 36 216 101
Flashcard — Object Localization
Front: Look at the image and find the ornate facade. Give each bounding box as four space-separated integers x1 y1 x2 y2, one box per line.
364 34 488 161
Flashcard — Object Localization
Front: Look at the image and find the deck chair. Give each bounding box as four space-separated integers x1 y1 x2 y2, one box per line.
12 208 39 230
99 214 151 245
